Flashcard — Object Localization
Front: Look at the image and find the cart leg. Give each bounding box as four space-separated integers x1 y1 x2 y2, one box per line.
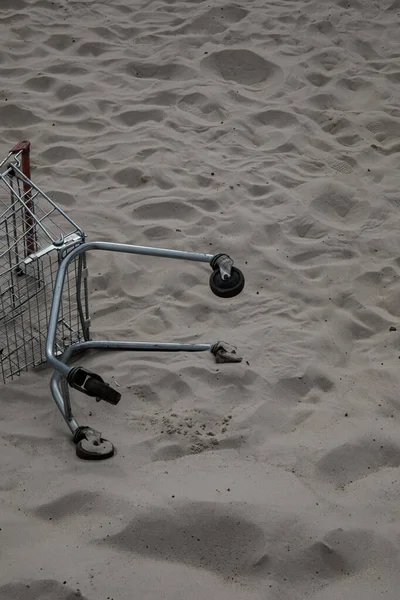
50 368 78 434
49 340 241 460
46 241 245 460
50 346 115 459
46 242 245 382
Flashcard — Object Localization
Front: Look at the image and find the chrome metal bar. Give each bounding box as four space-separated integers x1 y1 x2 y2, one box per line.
50 371 79 433
66 340 212 353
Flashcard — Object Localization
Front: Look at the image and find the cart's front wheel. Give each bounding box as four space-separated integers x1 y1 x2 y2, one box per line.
210 266 245 298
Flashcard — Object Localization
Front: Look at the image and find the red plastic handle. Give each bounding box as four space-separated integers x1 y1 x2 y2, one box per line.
10 140 31 154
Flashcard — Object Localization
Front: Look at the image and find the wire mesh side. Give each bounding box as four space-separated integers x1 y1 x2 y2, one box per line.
0 145 89 383
0 239 89 383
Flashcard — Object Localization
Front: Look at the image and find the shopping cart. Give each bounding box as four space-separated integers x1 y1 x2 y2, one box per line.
0 141 245 459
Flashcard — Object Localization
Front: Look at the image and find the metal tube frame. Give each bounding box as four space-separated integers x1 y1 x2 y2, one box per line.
2 141 243 458
46 241 224 443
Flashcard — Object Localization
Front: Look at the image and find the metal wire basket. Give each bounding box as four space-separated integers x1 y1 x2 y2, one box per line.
0 141 245 460
0 141 89 383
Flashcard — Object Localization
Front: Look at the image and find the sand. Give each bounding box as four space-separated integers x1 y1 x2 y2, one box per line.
1 0 400 598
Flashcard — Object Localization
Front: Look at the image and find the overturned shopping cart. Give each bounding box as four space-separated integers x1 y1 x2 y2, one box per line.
0 141 245 459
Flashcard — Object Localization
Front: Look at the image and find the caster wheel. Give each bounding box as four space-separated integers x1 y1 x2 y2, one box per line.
84 376 121 405
76 437 115 460
210 266 245 298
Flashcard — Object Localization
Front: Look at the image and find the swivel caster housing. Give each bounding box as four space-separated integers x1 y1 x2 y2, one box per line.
209 253 245 298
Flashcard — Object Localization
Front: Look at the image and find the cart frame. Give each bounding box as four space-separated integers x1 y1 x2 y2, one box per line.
1 141 245 460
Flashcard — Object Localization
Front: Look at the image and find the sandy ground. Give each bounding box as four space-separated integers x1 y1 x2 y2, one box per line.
1 0 400 598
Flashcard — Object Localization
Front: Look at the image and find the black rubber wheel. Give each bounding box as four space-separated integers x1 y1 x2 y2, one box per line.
210 266 245 298
84 377 121 405
76 438 115 460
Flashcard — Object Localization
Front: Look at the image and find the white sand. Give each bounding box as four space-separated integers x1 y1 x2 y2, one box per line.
1 0 400 598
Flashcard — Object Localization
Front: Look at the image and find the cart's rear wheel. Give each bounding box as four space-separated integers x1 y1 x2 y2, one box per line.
76 437 114 460
74 426 115 460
